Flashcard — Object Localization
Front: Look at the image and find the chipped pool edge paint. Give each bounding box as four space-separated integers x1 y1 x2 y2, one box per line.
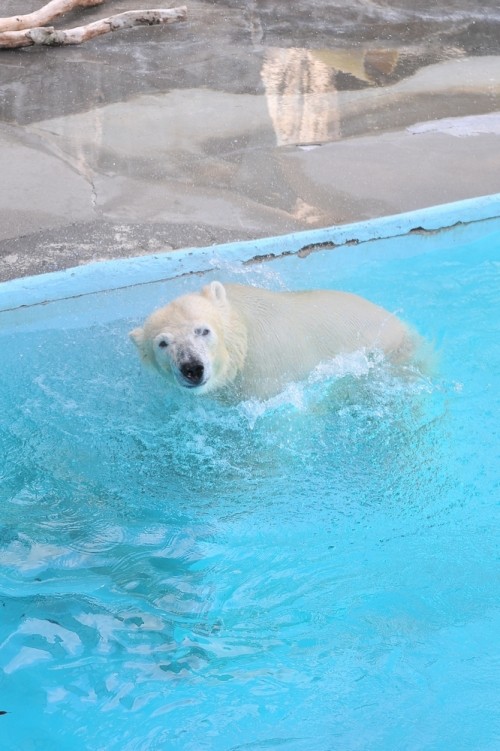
1 193 499 313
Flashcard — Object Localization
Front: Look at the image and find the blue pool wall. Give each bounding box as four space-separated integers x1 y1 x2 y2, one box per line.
1 194 499 321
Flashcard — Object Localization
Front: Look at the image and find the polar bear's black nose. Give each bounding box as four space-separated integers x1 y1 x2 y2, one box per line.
179 360 205 386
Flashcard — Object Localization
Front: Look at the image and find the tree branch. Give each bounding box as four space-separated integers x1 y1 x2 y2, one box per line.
0 7 188 48
0 0 106 32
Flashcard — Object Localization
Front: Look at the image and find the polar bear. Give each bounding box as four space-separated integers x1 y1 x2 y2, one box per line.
129 281 413 400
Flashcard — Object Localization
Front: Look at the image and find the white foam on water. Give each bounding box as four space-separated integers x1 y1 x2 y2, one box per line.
238 349 392 428
238 381 307 427
308 348 384 382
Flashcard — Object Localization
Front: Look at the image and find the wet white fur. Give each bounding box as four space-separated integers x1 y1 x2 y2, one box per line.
130 281 413 400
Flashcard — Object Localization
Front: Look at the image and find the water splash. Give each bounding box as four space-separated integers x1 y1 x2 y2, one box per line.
1 235 498 750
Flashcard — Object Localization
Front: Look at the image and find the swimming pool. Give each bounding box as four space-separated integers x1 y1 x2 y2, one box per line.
0 197 499 750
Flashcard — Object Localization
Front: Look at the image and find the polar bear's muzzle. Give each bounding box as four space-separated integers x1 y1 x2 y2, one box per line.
176 358 207 389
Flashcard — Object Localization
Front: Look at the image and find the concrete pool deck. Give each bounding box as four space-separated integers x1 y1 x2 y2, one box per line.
1 0 500 282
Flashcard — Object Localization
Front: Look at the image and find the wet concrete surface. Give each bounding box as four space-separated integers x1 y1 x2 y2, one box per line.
1 0 500 281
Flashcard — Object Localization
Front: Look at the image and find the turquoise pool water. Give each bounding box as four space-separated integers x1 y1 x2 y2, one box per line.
0 220 499 750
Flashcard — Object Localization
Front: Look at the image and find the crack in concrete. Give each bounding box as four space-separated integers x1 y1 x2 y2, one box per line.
89 174 98 211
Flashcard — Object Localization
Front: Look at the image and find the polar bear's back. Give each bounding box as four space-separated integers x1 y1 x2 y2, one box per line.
225 284 410 396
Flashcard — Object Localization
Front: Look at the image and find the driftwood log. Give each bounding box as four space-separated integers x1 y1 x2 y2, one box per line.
0 0 105 32
0 1 187 48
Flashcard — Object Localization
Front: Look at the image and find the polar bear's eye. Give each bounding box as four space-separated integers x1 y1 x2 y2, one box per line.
158 339 169 348
195 327 211 337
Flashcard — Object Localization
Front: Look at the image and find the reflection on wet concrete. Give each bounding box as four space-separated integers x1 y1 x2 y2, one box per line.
1 0 500 279
260 45 445 146
262 48 339 146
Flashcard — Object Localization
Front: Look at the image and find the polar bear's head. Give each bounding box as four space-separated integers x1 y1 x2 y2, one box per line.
130 281 247 395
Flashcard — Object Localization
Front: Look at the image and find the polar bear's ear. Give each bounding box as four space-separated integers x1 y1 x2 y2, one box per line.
129 327 146 351
202 281 227 305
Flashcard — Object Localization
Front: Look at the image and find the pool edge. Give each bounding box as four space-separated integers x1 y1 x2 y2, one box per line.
1 193 499 312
